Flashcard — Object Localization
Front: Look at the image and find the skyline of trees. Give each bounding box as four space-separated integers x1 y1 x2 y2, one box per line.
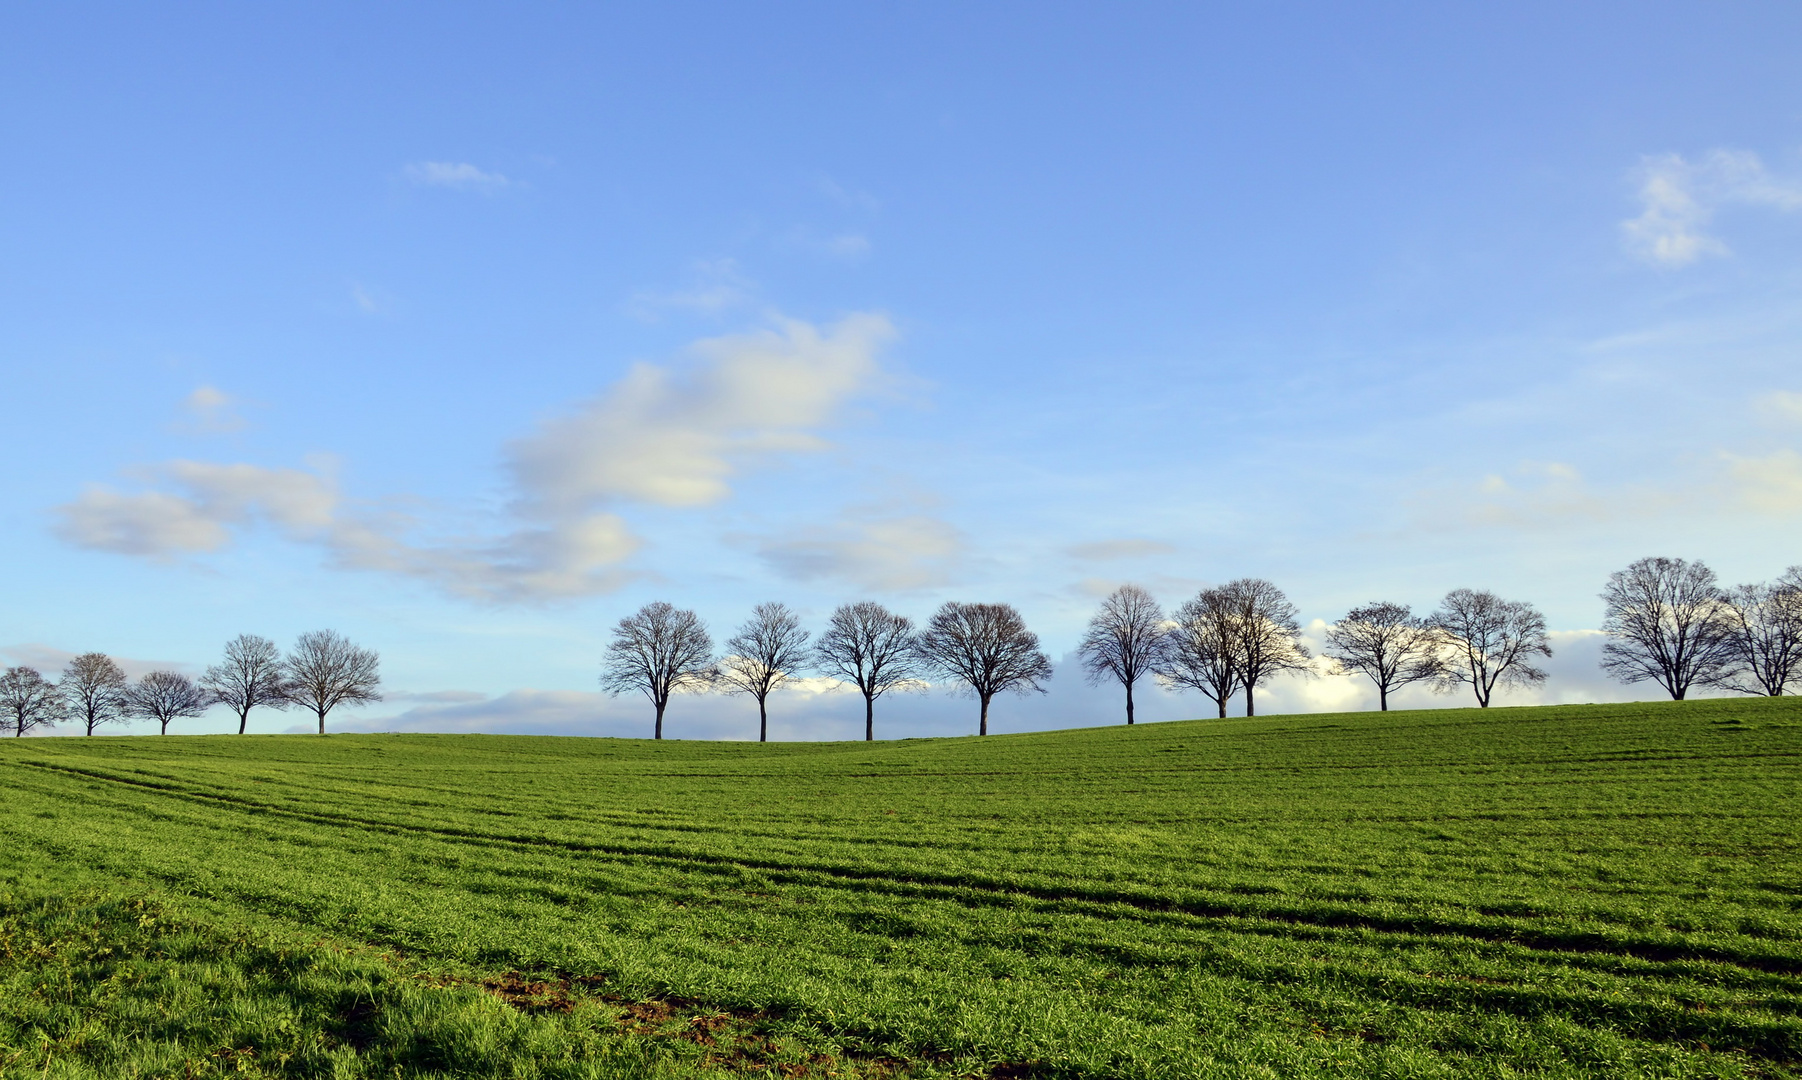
6 557 1797 738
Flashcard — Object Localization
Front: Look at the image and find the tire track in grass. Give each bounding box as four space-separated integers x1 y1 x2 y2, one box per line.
14 759 1801 983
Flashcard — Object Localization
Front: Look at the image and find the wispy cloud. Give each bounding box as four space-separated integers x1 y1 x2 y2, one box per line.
815 175 881 211
1722 448 1802 514
1755 389 1802 427
1622 149 1802 267
1 643 200 680
754 502 963 591
53 314 898 603
625 259 754 320
1067 538 1176 561
173 385 246 434
780 228 873 261
403 161 512 193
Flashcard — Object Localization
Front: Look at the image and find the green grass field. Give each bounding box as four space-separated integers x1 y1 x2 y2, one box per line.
2 697 1799 1079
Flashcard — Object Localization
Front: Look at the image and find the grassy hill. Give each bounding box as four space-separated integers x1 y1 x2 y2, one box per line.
2 697 1799 1078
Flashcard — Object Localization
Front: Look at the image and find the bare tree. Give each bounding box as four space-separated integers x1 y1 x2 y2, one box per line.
62 653 131 736
1430 589 1551 707
600 602 715 740
1324 602 1445 711
1716 568 1802 696
1078 585 1171 725
1157 590 1241 718
284 630 382 735
202 634 291 735
1599 557 1738 700
1216 578 1311 717
127 671 212 735
916 602 1053 735
718 602 811 743
815 601 921 741
0 667 64 737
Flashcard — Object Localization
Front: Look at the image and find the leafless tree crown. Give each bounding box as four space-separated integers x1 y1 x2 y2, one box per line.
202 634 291 735
916 601 1052 735
718 602 812 742
1 666 64 737
814 601 920 741
1215 578 1311 717
600 601 715 740
62 653 131 736
1157 590 1242 719
128 670 212 735
284 630 382 735
1430 589 1551 707
1598 557 1741 700
1716 567 1802 696
1078 584 1170 726
1324 602 1446 711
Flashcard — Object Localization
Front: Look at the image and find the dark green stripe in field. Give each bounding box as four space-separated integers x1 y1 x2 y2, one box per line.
2 698 1799 1078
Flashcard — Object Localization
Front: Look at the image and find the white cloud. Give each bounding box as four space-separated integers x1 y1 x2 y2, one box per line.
55 486 235 555
625 259 754 320
403 161 511 192
781 228 873 261
1755 390 1802 427
176 385 246 434
1067 538 1177 561
509 313 895 512
755 506 964 591
1622 149 1802 267
815 175 881 211
1722 448 1802 514
1 643 200 682
53 314 897 603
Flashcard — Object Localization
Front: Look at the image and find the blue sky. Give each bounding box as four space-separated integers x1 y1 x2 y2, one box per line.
4 2 1800 738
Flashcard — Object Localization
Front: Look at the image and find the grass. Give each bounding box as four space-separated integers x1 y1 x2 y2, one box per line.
1 696 1799 1078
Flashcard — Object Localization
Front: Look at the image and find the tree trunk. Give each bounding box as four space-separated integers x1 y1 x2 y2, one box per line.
654 700 665 740
1244 684 1255 717
1216 697 1227 719
1125 681 1135 725
161 719 170 735
979 694 991 736
759 698 768 743
317 709 326 735
1379 685 1388 711
238 709 249 735
864 694 874 741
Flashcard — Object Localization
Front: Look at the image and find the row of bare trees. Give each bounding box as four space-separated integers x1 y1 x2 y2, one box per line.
0 631 381 737
1599 558 1802 700
601 600 1053 740
609 557 1798 740
1078 581 1553 721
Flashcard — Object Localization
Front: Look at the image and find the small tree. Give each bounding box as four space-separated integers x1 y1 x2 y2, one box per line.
916 602 1052 735
0 667 64 737
127 671 212 735
1216 578 1311 717
284 631 382 735
814 601 921 741
62 653 131 736
718 602 811 743
600 602 715 740
201 634 291 735
1324 602 1445 711
1158 590 1241 718
1078 585 1170 725
1430 589 1551 707
1717 568 1802 696
1599 557 1738 700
